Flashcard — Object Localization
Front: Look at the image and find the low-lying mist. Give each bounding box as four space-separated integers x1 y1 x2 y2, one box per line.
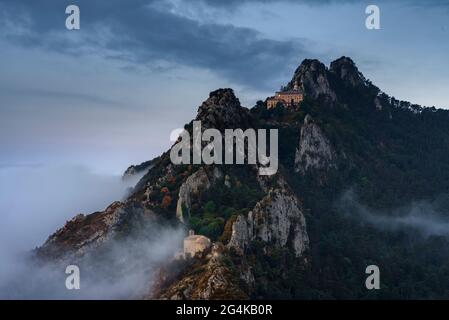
337 189 449 237
1 222 184 299
0 164 183 299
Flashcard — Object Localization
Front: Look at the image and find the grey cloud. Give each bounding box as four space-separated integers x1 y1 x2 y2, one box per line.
0 164 183 299
0 163 42 169
0 0 308 89
338 190 449 238
1 222 184 299
0 87 122 108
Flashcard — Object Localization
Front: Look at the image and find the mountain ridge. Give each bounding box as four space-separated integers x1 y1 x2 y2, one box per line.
36 56 449 299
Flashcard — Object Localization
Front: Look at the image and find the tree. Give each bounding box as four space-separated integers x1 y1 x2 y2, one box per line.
161 195 172 209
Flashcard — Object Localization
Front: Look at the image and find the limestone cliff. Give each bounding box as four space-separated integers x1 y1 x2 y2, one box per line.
329 56 367 88
294 114 336 174
37 201 157 260
228 179 309 257
288 59 337 102
195 88 253 130
152 243 247 300
176 167 211 223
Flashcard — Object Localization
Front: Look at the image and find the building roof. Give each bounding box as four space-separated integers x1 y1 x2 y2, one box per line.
275 90 303 95
185 234 211 244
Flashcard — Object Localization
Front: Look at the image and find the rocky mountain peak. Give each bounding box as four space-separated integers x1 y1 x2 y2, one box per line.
195 88 252 130
203 88 241 109
287 59 337 102
294 59 327 75
330 56 366 87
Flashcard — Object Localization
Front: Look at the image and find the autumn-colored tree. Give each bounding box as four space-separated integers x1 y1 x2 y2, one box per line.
161 195 172 209
160 187 169 194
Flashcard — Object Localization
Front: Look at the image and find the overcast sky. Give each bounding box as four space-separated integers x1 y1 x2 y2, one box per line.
1 0 448 173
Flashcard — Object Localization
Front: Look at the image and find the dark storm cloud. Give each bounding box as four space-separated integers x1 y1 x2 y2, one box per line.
0 0 307 89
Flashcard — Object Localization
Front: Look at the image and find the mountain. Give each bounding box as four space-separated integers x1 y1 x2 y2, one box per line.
36 57 449 299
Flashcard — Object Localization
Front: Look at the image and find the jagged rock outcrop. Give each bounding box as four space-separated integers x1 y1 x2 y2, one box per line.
288 59 337 102
176 167 211 223
195 88 252 130
37 201 156 260
294 115 336 174
330 56 367 88
123 158 156 180
123 165 143 179
154 243 247 300
228 180 309 257
175 167 224 223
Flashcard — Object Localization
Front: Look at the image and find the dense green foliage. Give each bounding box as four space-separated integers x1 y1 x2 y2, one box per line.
231 85 449 299
189 166 264 241
158 77 449 299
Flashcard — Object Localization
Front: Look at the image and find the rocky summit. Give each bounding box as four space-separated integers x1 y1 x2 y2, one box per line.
36 57 449 299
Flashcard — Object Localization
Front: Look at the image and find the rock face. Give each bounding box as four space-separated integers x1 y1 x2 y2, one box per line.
37 201 154 260
228 181 309 257
176 167 211 223
183 231 212 258
295 115 336 174
288 59 337 102
330 56 366 88
195 88 252 130
155 243 247 300
123 158 157 180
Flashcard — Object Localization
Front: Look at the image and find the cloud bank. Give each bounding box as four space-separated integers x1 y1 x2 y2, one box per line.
0 164 183 299
1 221 183 299
0 0 307 90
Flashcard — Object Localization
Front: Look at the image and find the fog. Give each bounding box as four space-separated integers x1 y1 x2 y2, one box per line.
0 164 183 299
1 222 184 299
338 189 449 237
